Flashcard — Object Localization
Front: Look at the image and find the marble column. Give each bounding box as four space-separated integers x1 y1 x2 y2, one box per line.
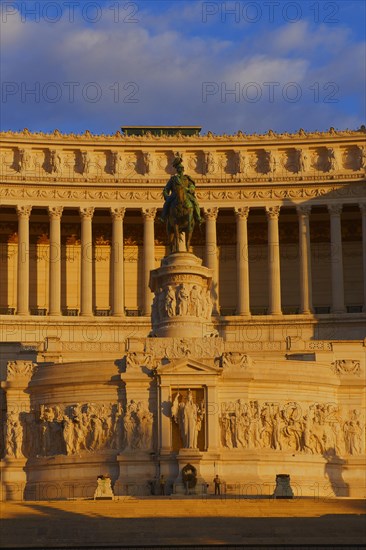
359 203 366 312
265 206 282 315
16 206 32 315
297 206 313 314
235 207 250 316
142 207 157 316
48 207 63 316
111 207 126 317
206 383 220 451
79 207 94 316
328 204 345 313
159 383 173 452
204 207 219 314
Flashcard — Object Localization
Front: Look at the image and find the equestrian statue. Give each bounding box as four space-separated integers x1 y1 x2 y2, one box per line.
160 153 203 253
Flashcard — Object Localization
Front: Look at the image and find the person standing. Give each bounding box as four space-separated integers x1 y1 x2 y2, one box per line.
160 474 166 496
213 474 222 496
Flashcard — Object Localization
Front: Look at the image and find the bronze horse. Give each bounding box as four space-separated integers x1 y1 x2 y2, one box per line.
166 178 195 253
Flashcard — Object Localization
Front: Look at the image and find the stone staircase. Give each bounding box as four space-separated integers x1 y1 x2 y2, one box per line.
0 498 365 548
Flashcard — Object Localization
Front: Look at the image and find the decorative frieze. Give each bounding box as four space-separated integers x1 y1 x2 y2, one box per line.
220 399 364 456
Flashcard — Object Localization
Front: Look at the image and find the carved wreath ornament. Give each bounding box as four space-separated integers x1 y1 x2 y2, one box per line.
331 359 361 376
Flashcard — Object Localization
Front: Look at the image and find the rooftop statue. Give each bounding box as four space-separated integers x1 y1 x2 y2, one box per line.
160 152 203 253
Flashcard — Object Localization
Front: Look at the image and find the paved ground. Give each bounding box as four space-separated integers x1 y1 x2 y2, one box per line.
0 497 365 548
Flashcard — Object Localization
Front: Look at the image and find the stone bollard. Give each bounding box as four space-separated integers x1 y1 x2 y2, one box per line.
273 474 294 499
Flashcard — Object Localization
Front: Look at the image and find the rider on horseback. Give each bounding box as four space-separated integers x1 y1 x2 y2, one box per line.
160 160 203 225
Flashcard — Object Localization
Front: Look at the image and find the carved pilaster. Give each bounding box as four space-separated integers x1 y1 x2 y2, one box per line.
203 207 219 221
328 203 342 216
48 207 63 315
16 206 32 315
80 207 94 316
142 207 156 315
296 205 313 313
234 206 249 220
265 205 281 219
204 208 219 314
48 206 63 219
16 205 32 219
266 205 281 315
328 203 345 313
235 207 250 315
142 207 157 220
111 207 126 221
360 203 366 312
79 206 95 220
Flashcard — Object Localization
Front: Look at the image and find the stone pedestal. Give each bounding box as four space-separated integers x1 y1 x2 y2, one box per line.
0 458 27 501
115 451 157 497
149 252 214 338
173 448 208 495
273 474 294 499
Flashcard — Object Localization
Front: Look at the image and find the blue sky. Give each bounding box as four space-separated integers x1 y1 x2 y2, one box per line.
1 0 365 134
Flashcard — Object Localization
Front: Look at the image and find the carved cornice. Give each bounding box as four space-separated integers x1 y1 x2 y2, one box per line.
1 127 364 142
0 183 365 207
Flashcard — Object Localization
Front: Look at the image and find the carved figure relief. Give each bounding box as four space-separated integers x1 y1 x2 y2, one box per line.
111 151 123 175
219 400 364 456
49 150 62 174
297 149 308 172
205 152 216 175
267 151 277 174
152 284 212 322
328 147 339 171
236 151 247 175
171 389 205 449
5 412 24 458
18 149 32 173
81 151 91 175
165 286 177 317
143 152 153 175
122 400 153 451
358 145 366 170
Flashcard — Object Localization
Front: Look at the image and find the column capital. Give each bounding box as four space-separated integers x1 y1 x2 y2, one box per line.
48 206 63 220
359 202 366 215
111 207 126 221
142 207 157 220
234 206 249 220
328 203 342 216
296 205 311 217
204 207 219 221
16 205 32 219
265 205 280 219
79 206 94 220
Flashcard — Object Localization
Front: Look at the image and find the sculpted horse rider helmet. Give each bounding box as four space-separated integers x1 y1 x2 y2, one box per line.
160 153 203 253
